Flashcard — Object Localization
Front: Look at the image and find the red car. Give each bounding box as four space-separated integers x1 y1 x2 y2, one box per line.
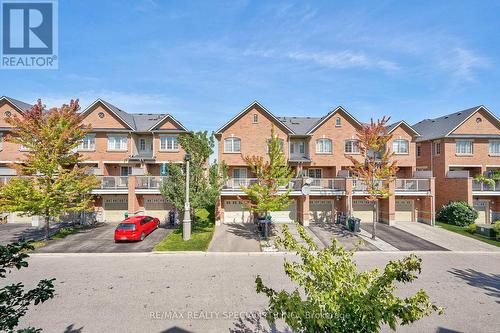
114 216 159 242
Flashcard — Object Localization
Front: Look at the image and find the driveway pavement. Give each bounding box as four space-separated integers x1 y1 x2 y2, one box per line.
308 223 379 251
8 252 500 333
35 223 171 253
361 222 447 251
208 223 261 252
0 223 66 245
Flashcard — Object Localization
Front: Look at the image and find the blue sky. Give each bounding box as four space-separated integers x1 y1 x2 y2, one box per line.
1 0 499 132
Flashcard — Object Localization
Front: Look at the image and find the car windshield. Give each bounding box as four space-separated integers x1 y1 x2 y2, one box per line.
117 223 136 230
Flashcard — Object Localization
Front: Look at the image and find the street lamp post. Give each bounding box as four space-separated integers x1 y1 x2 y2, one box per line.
183 153 191 241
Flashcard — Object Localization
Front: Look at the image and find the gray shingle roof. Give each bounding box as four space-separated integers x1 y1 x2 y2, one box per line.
132 113 167 132
99 99 137 130
277 116 322 135
1 96 33 112
412 106 483 141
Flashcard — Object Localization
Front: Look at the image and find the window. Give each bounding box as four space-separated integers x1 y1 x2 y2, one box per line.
290 141 305 155
335 117 341 127
489 140 500 156
139 138 146 151
232 168 247 178
299 141 305 154
160 136 179 151
224 137 241 153
308 168 322 178
266 138 284 153
252 114 258 123
392 139 409 154
416 144 421 157
344 140 360 154
107 135 128 151
456 140 473 155
434 142 441 156
316 138 332 154
78 134 95 151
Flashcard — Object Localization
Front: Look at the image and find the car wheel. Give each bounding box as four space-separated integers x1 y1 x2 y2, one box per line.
140 232 145 241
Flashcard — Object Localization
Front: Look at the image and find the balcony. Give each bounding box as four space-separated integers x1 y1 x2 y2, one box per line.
395 179 431 193
309 178 346 192
473 180 500 192
135 176 168 189
0 176 13 185
352 179 383 193
222 178 302 194
94 176 129 190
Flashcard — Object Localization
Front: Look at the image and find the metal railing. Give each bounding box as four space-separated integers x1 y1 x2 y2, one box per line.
223 178 302 191
135 176 168 189
472 180 499 192
95 176 128 189
352 179 383 192
310 178 346 191
395 178 430 192
0 176 13 185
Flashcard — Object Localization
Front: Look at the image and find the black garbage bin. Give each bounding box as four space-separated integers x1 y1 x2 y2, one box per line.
259 219 272 238
348 217 361 233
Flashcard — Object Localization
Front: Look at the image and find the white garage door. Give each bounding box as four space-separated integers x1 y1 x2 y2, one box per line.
352 199 375 223
396 199 414 222
9 212 33 224
473 200 489 224
270 201 297 223
224 200 251 224
103 196 128 222
310 200 334 223
144 197 171 222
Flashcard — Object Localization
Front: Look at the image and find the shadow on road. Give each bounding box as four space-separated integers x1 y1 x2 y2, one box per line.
63 324 84 333
225 223 259 240
448 268 500 303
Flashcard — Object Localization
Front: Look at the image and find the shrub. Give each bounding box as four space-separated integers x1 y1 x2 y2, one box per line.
492 221 500 240
466 223 477 234
437 202 478 227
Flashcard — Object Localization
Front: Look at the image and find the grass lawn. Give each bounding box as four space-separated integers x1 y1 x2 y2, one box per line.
436 221 500 247
154 208 215 251
31 225 86 248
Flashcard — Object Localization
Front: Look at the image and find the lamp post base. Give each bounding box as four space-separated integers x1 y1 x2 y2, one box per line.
183 219 191 241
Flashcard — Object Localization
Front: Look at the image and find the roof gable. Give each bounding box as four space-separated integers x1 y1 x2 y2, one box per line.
80 99 135 130
387 121 420 137
306 106 362 135
449 106 500 136
215 101 294 135
0 96 32 114
148 114 188 132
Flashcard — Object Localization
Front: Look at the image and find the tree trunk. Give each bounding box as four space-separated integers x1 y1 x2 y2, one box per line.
372 202 377 240
44 210 50 241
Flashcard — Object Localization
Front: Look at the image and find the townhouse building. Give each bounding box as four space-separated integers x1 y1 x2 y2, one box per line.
0 96 188 223
215 101 435 226
413 106 500 223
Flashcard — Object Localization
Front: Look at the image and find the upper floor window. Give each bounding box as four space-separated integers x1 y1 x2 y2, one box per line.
489 140 500 156
78 134 96 151
232 168 247 179
316 138 332 154
160 136 179 152
308 168 322 178
224 137 241 153
107 135 128 151
290 141 305 155
344 140 360 154
335 117 341 127
434 142 441 156
456 140 473 155
416 144 421 157
392 139 409 154
252 114 258 124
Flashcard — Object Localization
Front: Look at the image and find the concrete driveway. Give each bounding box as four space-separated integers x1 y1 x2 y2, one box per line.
308 223 379 251
36 223 171 253
361 222 447 251
208 223 261 252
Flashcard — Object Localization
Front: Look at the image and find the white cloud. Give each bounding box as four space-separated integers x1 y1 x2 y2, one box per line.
438 47 488 82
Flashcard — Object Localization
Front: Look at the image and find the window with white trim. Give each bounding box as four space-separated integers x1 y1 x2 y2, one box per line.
78 134 96 151
456 140 473 155
308 168 322 178
316 138 332 154
160 136 179 151
224 137 241 153
434 142 441 156
489 140 500 156
392 139 409 154
252 114 258 123
139 138 146 151
232 168 247 178
344 140 360 154
335 117 341 127
107 135 128 151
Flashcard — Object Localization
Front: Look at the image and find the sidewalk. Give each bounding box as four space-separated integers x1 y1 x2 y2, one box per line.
394 222 500 252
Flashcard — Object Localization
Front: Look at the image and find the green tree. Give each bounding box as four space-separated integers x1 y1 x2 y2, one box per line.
1 240 55 332
347 117 398 239
160 131 226 221
256 224 443 333
239 127 294 221
0 100 99 240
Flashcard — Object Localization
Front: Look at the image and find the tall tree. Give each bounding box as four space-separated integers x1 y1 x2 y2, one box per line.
160 131 226 221
240 126 294 220
0 100 98 240
347 116 398 239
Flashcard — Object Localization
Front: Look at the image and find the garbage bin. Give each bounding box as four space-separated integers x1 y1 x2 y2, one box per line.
259 219 272 239
168 210 176 226
347 217 361 233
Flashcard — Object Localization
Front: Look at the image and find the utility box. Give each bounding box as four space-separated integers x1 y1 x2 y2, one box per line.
476 224 495 239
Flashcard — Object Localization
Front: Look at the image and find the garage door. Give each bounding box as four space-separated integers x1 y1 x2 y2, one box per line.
473 200 489 224
270 201 297 223
352 199 375 223
103 196 128 222
310 200 334 223
144 197 171 222
224 200 251 224
10 212 33 224
396 199 414 222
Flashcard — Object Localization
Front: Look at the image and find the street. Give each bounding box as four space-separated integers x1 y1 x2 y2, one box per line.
4 251 500 333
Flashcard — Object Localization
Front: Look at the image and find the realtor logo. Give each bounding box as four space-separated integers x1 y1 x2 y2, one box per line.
1 0 58 69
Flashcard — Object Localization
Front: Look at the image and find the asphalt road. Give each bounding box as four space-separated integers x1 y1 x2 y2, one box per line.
5 251 499 333
35 223 171 253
